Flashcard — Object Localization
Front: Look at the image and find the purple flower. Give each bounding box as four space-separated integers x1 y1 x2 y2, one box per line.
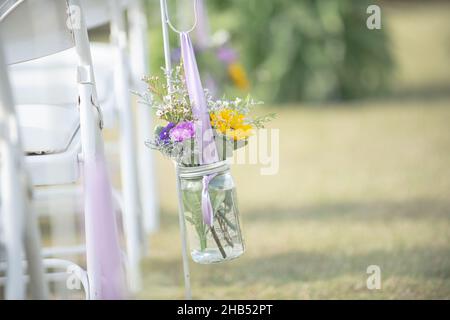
169 121 195 142
159 122 176 142
217 46 238 64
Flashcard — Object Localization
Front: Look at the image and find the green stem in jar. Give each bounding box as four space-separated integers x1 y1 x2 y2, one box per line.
195 219 208 251
217 209 237 231
210 226 227 259
182 188 209 251
217 214 234 248
185 215 207 251
199 230 207 251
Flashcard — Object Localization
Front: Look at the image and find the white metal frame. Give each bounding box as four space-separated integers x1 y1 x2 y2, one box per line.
82 0 157 293
1 0 160 299
2 0 158 298
160 0 193 300
0 39 48 299
1 0 128 299
104 0 142 294
69 0 127 299
128 0 160 238
85 0 160 292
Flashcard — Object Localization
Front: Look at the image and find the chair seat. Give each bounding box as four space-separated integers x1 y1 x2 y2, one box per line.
17 104 81 186
25 128 81 186
8 43 117 186
18 104 79 155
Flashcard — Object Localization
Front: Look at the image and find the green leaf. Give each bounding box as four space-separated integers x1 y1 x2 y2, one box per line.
209 189 226 215
185 215 195 225
182 190 202 221
154 125 164 135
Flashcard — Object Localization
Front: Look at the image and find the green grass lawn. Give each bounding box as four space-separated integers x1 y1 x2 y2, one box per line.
386 1 450 95
138 97 450 299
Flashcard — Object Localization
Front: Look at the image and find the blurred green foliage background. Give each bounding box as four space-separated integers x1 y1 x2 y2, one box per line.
211 0 392 102
146 0 392 103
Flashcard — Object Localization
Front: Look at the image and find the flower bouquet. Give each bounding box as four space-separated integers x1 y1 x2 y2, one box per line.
137 35 273 264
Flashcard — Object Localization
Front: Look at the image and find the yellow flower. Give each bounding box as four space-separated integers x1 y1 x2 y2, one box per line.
225 124 253 141
210 109 253 141
228 63 250 91
230 113 245 129
220 109 233 122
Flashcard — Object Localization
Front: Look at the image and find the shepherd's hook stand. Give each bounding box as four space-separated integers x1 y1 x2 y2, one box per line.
160 0 199 300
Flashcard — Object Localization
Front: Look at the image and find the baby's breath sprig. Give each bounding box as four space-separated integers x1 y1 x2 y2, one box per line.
207 95 263 115
248 113 277 129
141 65 193 124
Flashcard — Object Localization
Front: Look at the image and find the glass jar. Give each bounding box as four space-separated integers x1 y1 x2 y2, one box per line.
178 161 245 264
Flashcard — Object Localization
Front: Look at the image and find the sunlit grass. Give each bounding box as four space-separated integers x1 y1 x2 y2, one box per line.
138 98 450 299
386 2 450 94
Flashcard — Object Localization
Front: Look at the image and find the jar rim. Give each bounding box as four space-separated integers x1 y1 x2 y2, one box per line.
177 160 230 178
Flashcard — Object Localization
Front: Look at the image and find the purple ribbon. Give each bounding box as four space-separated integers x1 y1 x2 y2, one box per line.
201 173 218 226
84 155 126 299
180 32 219 226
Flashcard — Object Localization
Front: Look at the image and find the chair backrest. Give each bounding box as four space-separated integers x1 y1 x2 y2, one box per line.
0 37 15 118
8 44 114 106
81 0 131 30
0 0 74 65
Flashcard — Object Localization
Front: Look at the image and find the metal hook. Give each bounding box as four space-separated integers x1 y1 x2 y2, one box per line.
163 0 198 34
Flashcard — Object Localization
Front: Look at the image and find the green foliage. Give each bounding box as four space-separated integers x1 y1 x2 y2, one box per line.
208 0 393 103
182 187 208 251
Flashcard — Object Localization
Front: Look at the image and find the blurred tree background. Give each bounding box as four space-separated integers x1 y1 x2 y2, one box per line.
146 0 393 104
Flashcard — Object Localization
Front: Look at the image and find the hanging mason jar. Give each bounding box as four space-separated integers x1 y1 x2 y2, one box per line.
178 161 245 264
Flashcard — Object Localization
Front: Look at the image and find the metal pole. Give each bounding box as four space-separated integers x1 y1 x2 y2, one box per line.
160 0 192 300
175 165 192 300
160 0 173 92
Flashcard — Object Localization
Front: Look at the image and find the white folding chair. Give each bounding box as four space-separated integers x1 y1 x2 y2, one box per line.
6 0 156 294
84 0 160 291
0 0 127 299
0 37 48 300
80 0 143 293
82 0 159 246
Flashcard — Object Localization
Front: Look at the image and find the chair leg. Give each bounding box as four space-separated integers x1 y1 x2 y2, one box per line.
0 116 47 301
78 81 127 299
23 199 49 299
41 258 90 299
115 83 142 293
110 0 143 293
71 0 127 299
111 188 141 294
0 142 26 299
48 191 78 299
129 0 160 236
137 103 159 235
0 43 47 299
